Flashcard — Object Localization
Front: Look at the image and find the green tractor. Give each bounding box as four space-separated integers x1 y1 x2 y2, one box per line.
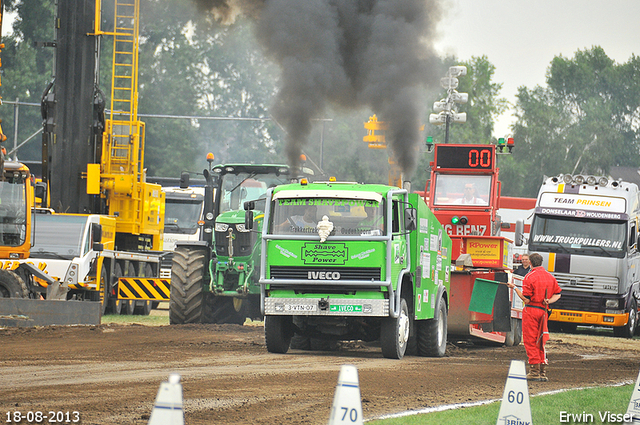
169 163 298 324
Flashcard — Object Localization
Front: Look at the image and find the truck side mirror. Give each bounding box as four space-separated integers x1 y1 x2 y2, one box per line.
404 207 417 231
35 182 47 201
91 223 102 243
91 223 104 251
179 171 190 189
244 200 255 230
245 210 254 230
514 219 524 246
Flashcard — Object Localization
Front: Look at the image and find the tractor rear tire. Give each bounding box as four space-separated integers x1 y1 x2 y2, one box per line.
170 246 207 324
265 315 294 354
417 296 447 357
0 269 29 299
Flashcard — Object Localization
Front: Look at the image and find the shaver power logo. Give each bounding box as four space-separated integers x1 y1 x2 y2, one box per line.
302 243 348 265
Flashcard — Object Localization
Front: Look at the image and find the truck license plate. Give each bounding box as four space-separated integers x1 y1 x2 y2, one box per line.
284 304 317 312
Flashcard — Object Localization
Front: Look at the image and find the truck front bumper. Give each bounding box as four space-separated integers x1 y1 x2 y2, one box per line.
549 309 628 327
264 297 389 317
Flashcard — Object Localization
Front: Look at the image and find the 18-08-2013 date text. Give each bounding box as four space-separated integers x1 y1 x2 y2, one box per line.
5 411 80 423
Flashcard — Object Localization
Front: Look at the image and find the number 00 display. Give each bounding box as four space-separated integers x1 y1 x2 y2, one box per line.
435 145 494 170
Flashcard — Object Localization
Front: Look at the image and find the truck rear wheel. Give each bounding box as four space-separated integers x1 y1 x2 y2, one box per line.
265 315 294 354
0 269 29 299
380 298 410 359
170 246 207 324
417 296 447 357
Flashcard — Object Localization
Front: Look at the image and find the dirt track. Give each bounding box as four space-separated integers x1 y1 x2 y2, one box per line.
0 310 639 425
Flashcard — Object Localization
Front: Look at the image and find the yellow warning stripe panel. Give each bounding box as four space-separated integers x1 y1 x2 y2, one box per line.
117 277 170 300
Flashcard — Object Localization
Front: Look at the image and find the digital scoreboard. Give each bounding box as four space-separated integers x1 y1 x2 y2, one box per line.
435 145 495 170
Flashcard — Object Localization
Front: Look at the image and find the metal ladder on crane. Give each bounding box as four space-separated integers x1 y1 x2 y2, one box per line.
104 0 143 178
93 0 154 237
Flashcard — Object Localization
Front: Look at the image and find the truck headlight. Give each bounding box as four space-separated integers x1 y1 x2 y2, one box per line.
215 223 229 232
605 299 619 308
235 224 249 232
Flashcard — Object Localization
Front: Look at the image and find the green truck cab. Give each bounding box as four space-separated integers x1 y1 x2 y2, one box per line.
250 180 452 359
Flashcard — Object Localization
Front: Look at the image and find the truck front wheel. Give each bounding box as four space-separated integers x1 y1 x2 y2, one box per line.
614 298 637 338
265 315 294 354
417 296 448 357
170 246 208 324
380 297 410 359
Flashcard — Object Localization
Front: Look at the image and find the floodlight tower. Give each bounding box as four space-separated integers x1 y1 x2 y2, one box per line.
429 66 468 144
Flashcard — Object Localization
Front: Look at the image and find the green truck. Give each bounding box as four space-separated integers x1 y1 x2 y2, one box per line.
246 180 452 359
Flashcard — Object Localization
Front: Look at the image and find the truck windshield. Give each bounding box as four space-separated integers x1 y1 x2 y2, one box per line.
219 172 290 215
165 197 203 235
433 174 491 206
529 215 626 258
269 198 385 236
0 179 27 247
32 215 87 259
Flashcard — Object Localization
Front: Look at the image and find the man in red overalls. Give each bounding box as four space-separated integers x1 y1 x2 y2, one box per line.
508 253 562 381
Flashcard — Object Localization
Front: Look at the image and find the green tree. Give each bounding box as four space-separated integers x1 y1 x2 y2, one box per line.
1 0 55 162
504 47 640 198
137 1 283 175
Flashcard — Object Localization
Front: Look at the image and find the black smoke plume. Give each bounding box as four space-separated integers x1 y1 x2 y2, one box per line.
195 0 442 175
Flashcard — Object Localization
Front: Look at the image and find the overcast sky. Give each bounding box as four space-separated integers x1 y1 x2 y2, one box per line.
4 2 639 139
433 0 640 137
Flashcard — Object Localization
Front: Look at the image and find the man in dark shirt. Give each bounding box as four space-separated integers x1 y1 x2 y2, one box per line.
514 253 531 277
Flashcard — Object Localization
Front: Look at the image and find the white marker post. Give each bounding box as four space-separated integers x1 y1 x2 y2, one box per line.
328 365 363 425
148 373 184 425
625 367 640 424
496 360 532 425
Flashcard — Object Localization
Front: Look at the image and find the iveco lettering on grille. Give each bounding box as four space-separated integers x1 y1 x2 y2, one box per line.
307 271 341 280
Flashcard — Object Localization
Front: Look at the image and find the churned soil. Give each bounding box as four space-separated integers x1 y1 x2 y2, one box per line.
0 309 638 424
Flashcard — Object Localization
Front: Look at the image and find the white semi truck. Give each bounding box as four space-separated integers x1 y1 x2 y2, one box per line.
516 174 640 337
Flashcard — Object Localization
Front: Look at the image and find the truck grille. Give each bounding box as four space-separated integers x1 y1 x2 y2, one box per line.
552 291 605 313
215 226 256 257
270 266 381 281
552 272 618 294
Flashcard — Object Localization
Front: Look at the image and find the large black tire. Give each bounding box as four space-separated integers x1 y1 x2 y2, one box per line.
265 315 294 354
99 266 111 316
0 269 29 298
417 296 448 357
170 246 207 324
380 298 410 359
111 264 124 315
614 298 637 338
